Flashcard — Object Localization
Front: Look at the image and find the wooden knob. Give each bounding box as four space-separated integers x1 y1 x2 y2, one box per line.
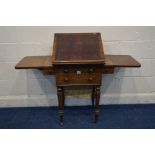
63 69 68 73
76 70 81 75
104 68 109 73
88 77 93 81
89 68 94 73
64 77 69 82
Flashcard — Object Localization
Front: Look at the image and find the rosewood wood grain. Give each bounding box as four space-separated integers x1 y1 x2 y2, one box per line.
52 33 106 125
105 55 141 67
15 55 141 70
92 86 96 107
57 87 64 126
15 56 52 69
15 33 141 126
55 65 103 86
52 33 105 65
94 86 100 123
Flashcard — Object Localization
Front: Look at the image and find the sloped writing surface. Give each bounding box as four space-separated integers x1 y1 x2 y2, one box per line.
52 33 105 64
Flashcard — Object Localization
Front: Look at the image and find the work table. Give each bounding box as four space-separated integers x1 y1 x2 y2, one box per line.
15 33 141 126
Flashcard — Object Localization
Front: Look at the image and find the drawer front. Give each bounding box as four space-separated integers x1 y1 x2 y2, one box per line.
55 66 102 86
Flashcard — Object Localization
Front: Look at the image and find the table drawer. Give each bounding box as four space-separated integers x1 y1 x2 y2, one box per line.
55 66 102 86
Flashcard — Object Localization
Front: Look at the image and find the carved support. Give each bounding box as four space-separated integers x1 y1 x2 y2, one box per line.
91 86 96 107
94 86 100 123
57 86 64 126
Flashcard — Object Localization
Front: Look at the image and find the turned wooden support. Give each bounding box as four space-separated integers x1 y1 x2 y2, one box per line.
57 86 64 126
94 86 100 123
91 86 96 107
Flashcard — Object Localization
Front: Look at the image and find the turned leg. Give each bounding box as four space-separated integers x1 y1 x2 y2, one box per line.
91 86 96 107
94 86 100 123
57 86 64 126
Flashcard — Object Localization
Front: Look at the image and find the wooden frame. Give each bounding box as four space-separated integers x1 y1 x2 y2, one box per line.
15 33 141 126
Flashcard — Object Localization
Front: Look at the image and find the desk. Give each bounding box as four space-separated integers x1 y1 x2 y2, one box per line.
15 33 141 126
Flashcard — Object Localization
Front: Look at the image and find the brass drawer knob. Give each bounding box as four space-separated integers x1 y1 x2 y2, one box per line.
88 77 93 81
64 77 69 82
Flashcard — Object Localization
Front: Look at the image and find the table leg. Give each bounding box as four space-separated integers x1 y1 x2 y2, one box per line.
94 86 100 123
57 86 64 126
91 86 96 107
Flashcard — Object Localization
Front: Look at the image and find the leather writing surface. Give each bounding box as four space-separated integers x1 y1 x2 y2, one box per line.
53 33 105 64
